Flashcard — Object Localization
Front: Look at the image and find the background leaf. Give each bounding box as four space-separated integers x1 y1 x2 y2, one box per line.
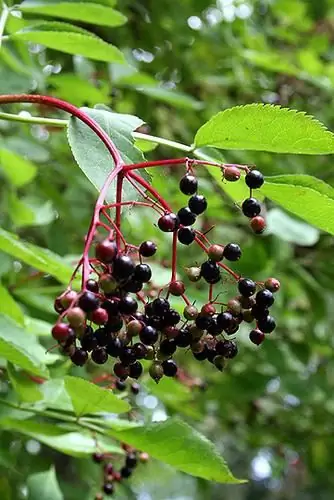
0 282 24 325
0 149 37 187
195 104 334 154
27 466 63 500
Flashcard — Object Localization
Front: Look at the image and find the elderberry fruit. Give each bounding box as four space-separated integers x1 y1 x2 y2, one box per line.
162 309 180 326
250 216 266 234
115 379 126 391
92 452 104 463
207 316 223 336
169 280 185 296
265 277 280 293
129 361 143 379
193 347 209 360
242 198 261 218
106 337 123 357
200 260 221 284
113 362 130 380
188 194 207 215
93 327 109 347
86 279 99 293
223 165 241 182
175 328 192 347
103 483 114 496
119 295 138 315
152 297 170 316
131 382 140 394
106 316 123 333
140 325 158 345
149 361 164 383
216 312 234 330
80 331 98 352
196 314 214 330
251 304 269 320
133 342 148 359
179 174 198 195
256 289 274 308
238 278 256 297
67 307 85 328
147 315 163 329
249 329 265 345
245 169 264 189
178 226 195 245
91 307 109 325
257 315 276 333
223 243 241 261
139 240 157 257
127 320 142 337
159 339 177 355
123 278 143 293
52 323 70 342
78 291 99 312
162 359 178 377
95 239 117 263
177 207 196 226
91 347 108 364
113 255 135 281
134 263 152 282
71 348 88 366
158 213 179 232
120 466 133 478
119 347 136 366
125 453 138 468
207 244 224 262
102 299 119 316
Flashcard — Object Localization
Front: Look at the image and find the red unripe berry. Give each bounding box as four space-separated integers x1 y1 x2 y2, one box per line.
60 290 78 309
158 213 179 232
168 280 185 296
104 462 114 475
91 307 109 325
113 471 122 482
201 303 216 316
207 244 224 262
54 298 65 314
52 323 70 341
265 277 280 293
250 216 266 234
249 329 265 345
223 166 241 182
95 239 118 263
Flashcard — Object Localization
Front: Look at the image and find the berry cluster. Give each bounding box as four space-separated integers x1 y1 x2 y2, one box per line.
51 158 280 382
92 447 148 499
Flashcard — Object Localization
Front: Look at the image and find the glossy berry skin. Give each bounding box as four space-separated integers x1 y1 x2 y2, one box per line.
200 260 221 284
179 174 198 195
119 347 137 366
249 329 265 345
95 239 117 263
91 347 108 364
216 311 234 330
257 315 276 333
265 277 280 293
169 280 185 296
162 359 178 377
245 169 264 189
139 325 158 345
71 348 88 366
238 278 256 297
224 165 241 182
106 337 123 357
120 466 133 478
131 382 140 395
78 291 99 312
105 316 123 333
242 197 261 218
91 307 109 325
101 299 119 316
139 240 157 257
177 207 196 226
152 298 170 316
134 264 152 282
159 339 177 356
175 328 192 347
256 289 274 308
103 483 114 496
223 243 242 261
218 340 238 358
178 227 195 245
80 332 98 352
162 309 180 326
133 342 148 359
251 304 269 320
129 361 143 379
207 317 223 336
123 278 143 293
119 295 138 315
52 323 70 342
125 453 138 468
196 314 214 331
113 362 130 380
86 279 99 293
250 216 266 234
158 213 179 232
188 194 207 215
113 255 135 281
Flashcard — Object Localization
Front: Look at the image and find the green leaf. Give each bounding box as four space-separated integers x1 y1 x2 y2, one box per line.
20 1 127 27
0 282 24 326
7 192 36 228
0 477 11 500
67 107 149 202
108 416 243 483
261 175 334 235
11 22 125 63
48 74 110 107
0 315 48 377
28 467 63 500
64 375 131 416
7 363 43 403
194 104 334 154
266 208 320 246
133 86 203 110
0 148 37 187
0 227 74 284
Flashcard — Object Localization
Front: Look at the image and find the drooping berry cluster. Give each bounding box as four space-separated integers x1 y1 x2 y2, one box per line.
51 158 280 381
92 446 148 499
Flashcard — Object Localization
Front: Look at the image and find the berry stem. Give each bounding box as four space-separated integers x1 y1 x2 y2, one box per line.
171 232 178 281
115 172 124 248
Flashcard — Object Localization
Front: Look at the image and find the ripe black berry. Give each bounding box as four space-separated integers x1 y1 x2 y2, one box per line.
131 382 140 394
196 314 214 330
119 347 137 366
139 240 157 257
129 361 143 379
188 194 207 215
217 340 238 358
113 362 130 380
119 295 138 315
249 329 265 345
147 315 163 329
101 299 119 316
159 339 177 355
134 263 152 282
251 304 269 320
115 379 126 391
242 198 261 218
162 359 178 377
113 255 135 281
91 347 108 364
175 328 192 347
257 315 276 333
95 239 117 263
256 289 274 308
120 466 133 478
132 342 147 359
162 309 180 326
71 348 88 366
177 207 196 226
179 174 198 195
78 291 99 312
152 298 170 316
158 213 179 232
193 347 209 360
223 243 241 261
106 337 123 357
86 279 99 293
245 169 264 189
103 483 114 496
80 331 98 352
139 325 158 345
106 315 123 333
123 278 143 293
178 227 195 245
238 278 256 297
207 316 223 336
125 452 138 468
200 260 221 284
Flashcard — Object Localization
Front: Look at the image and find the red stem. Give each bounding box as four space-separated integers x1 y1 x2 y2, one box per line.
115 172 124 248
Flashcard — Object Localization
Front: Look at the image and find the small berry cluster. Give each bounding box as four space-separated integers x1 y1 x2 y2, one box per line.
51 158 279 381
92 447 148 498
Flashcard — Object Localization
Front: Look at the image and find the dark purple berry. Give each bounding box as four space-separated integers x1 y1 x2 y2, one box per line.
139 240 157 257
125 453 138 468
129 361 143 379
86 279 99 293
200 260 221 284
101 299 119 316
106 315 123 333
132 342 147 359
256 289 274 308
188 194 207 215
94 327 109 346
103 483 114 495
158 213 179 232
119 347 136 366
178 227 195 245
123 278 143 293
177 207 196 226
71 348 88 366
78 291 99 312
245 170 264 189
242 197 261 218
131 382 140 395
152 298 170 316
223 243 241 261
159 339 177 355
80 331 98 352
134 264 152 282
162 309 180 326
115 379 126 391
119 295 138 315
120 466 133 478
106 337 123 357
113 362 129 380
140 325 158 345
196 314 214 330
238 278 256 297
162 359 178 377
113 255 135 281
175 328 192 347
257 315 276 333
216 311 234 330
179 174 198 195
91 347 108 364
249 329 265 345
